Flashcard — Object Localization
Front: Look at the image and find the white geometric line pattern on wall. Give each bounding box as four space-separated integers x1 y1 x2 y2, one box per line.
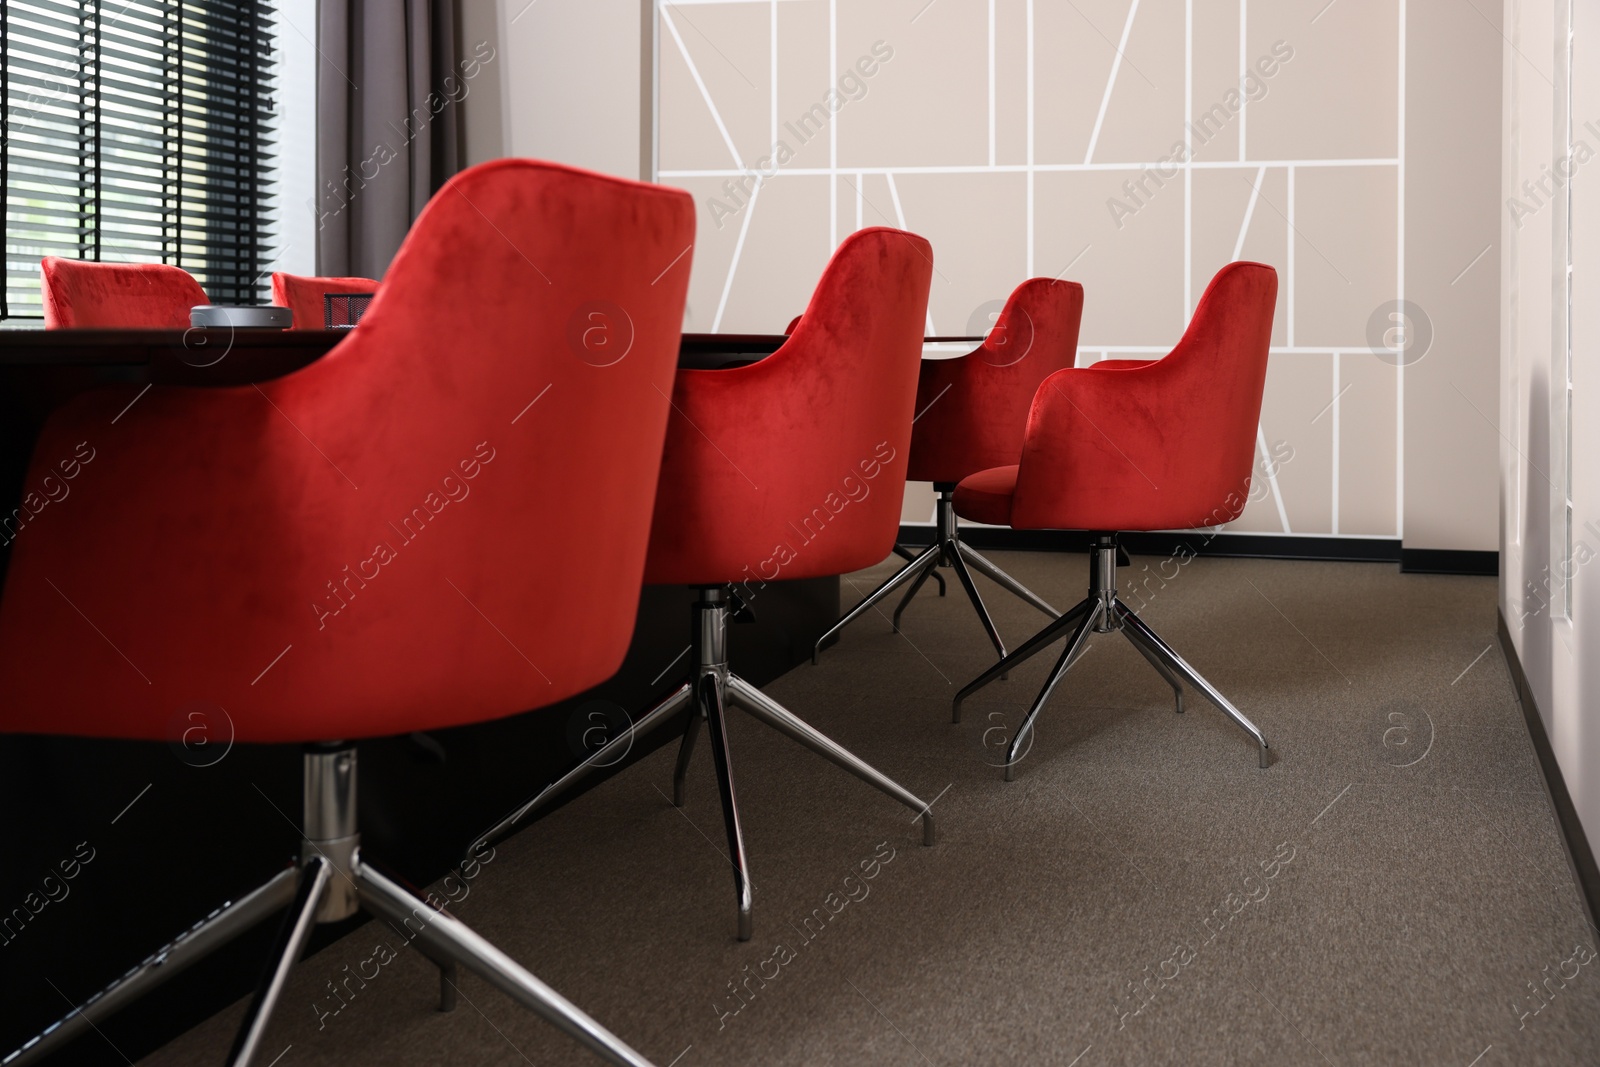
656 0 1404 539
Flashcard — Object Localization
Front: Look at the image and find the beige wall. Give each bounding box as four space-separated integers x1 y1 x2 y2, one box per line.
1405 0 1504 551
1500 0 1600 866
461 0 645 178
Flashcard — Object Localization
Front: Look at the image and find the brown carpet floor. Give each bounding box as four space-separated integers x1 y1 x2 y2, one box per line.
146 552 1600 1066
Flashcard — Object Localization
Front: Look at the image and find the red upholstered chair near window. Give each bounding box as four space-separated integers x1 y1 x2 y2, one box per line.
951 262 1279 780
1 160 694 1067
271 271 380 328
813 278 1084 664
476 227 937 942
39 257 209 328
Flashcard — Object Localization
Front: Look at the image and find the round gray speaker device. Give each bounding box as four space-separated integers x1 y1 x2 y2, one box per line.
189 305 294 329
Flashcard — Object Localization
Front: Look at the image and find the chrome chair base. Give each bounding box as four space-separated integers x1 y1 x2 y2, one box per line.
952 534 1271 780
477 587 935 943
7 747 659 1067
891 542 945 595
813 485 1059 664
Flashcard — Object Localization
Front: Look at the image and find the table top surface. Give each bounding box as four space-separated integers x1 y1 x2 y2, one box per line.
0 328 786 357
0 329 987 383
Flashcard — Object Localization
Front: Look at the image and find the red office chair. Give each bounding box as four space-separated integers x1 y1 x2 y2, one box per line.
813 278 1084 663
786 310 947 597
271 271 380 328
40 257 209 328
951 263 1278 779
476 227 937 941
0 160 694 1067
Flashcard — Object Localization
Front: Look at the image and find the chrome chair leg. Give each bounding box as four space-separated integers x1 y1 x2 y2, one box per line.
672 698 701 807
892 543 945 595
1115 599 1270 768
957 541 1060 619
726 674 936 846
887 486 1058 639
474 682 693 853
2 868 301 1067
1118 618 1185 714
813 543 941 663
438 962 459 1012
951 597 1095 722
891 560 940 631
956 538 1269 776
698 673 754 941
821 489 1059 659
228 856 333 1066
633 591 935 940
354 863 659 1067
949 548 1006 662
1005 601 1102 780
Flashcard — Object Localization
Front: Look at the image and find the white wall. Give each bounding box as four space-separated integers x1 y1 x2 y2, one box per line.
460 0 646 178
1500 0 1600 862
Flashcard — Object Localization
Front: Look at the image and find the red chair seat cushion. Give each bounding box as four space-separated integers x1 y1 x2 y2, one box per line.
953 465 1019 526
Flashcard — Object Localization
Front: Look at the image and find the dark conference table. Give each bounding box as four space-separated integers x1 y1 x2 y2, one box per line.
0 327 985 377
0 329 796 574
0 327 983 549
0 327 795 381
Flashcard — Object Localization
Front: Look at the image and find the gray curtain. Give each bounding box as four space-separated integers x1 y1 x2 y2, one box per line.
315 0 462 278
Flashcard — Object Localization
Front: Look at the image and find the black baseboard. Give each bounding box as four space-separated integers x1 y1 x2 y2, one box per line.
1400 548 1499 576
1496 612 1600 932
898 526 1499 575
898 525 1401 561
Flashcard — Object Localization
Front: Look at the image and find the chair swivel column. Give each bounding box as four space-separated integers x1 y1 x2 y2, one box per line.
680 587 754 941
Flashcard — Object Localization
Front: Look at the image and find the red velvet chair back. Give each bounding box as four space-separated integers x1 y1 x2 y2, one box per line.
644 227 933 585
908 278 1083 483
0 160 695 742
40 258 209 328
271 272 380 329
1010 262 1278 531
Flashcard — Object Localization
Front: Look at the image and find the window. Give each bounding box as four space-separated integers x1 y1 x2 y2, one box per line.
1 0 276 318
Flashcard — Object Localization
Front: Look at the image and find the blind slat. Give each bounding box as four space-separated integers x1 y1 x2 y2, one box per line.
2 0 275 316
